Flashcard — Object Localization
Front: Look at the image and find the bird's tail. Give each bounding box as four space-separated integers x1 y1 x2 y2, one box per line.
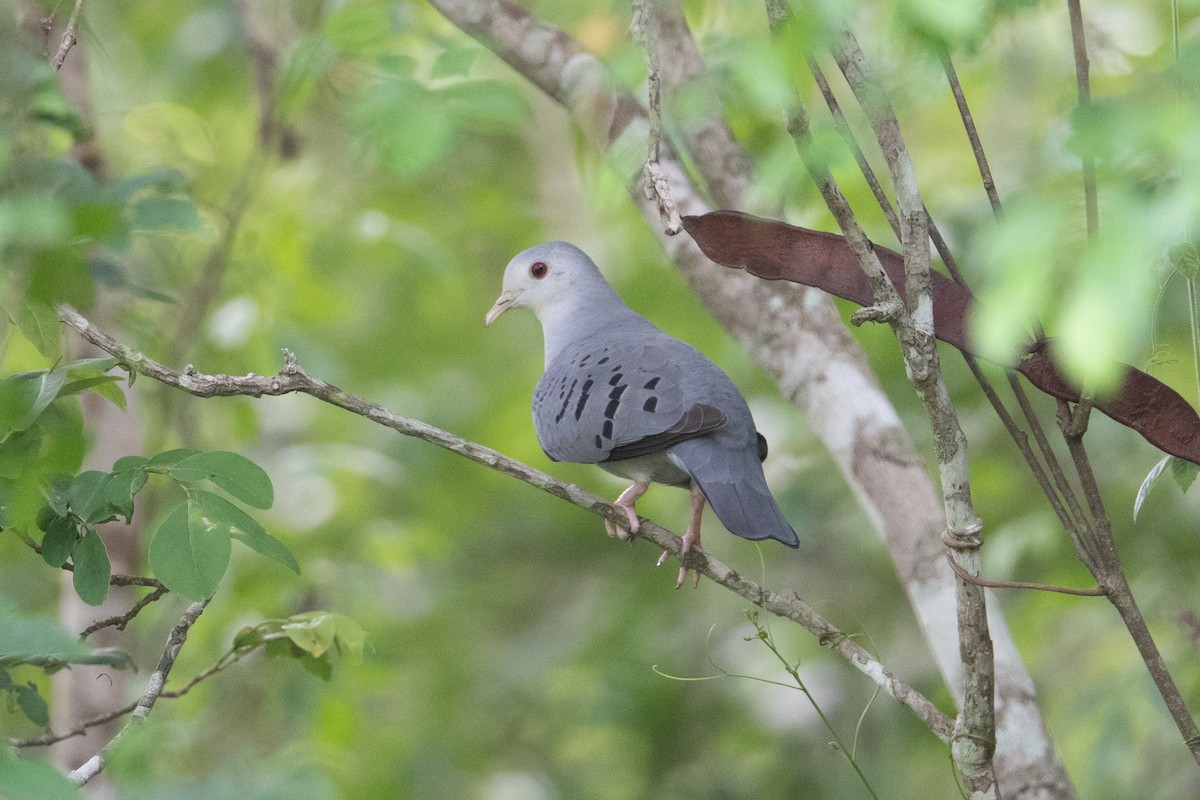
678 441 799 548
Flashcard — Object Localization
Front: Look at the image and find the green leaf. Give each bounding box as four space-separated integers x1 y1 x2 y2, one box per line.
0 745 81 800
0 299 60 358
60 357 119 374
437 80 531 131
0 599 91 664
192 490 298 573
130 196 202 231
123 102 216 165
40 516 77 567
15 683 49 726
233 627 266 652
104 467 148 522
112 455 149 472
156 450 274 509
297 653 333 681
67 470 113 523
0 370 68 435
56 375 122 400
1170 455 1198 494
431 45 479 79
72 530 111 606
321 0 393 51
282 612 337 657
147 501 232 601
331 613 365 662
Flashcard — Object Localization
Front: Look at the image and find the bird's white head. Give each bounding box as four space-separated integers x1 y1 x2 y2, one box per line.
484 241 616 327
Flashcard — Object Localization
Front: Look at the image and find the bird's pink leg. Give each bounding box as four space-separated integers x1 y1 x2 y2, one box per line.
605 481 649 541
657 487 705 588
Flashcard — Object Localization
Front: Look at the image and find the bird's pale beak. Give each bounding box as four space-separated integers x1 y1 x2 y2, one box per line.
485 292 517 326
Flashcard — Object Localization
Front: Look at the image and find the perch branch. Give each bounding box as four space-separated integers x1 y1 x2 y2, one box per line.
56 305 954 741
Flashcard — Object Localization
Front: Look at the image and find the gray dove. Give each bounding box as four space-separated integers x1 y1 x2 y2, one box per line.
485 241 798 586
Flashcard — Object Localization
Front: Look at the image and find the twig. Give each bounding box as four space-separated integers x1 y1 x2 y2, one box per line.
68 600 210 785
57 304 953 739
1057 400 1200 763
944 554 1104 597
776 8 996 794
631 0 682 235
78 586 171 639
51 0 85 72
941 54 1002 217
1065 0 1098 239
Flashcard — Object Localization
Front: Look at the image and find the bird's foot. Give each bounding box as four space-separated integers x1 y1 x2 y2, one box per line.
607 482 648 542
658 527 702 589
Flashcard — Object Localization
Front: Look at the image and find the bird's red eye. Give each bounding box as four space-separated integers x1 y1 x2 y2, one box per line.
530 261 548 279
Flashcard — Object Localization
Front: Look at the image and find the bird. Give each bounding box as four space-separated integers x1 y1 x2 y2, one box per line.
485 241 798 586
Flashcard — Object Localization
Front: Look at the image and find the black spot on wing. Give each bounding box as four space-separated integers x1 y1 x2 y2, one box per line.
644 377 660 390
602 420 613 438
609 372 623 386
643 396 658 413
573 378 593 421
555 378 578 423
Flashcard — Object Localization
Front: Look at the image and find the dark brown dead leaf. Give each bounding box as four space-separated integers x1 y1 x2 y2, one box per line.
683 210 1200 466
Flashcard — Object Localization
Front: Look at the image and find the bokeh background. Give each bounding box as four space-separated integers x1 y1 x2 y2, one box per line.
4 1 1200 798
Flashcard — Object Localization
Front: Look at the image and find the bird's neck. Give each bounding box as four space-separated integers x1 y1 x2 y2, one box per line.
538 296 641 368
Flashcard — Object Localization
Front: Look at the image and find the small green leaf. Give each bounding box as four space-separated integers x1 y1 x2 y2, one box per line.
72 530 111 606
233 627 266 651
331 613 365 663
130 196 202 231
104 467 148 522
158 450 274 509
61 357 120 374
68 471 114 523
0 745 82 800
192 490 297 572
147 501 232 601
0 370 68 435
297 653 333 681
15 683 49 726
321 0 393 51
282 612 337 657
112 455 149 472
1170 456 1199 494
431 45 479 78
123 102 216 165
5 300 60 358
40 516 78 567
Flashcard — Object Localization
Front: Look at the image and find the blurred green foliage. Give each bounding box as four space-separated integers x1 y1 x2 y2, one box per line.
2 1 1200 799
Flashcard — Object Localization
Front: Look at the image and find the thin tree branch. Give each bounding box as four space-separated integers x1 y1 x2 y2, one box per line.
944 554 1104 597
767 4 995 793
50 0 84 72
78 586 171 639
631 0 682 235
1065 0 1098 239
628 3 1071 791
68 599 210 785
56 305 953 740
941 54 1002 218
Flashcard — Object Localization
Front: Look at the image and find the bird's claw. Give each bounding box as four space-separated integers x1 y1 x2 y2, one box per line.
604 517 638 543
658 541 702 588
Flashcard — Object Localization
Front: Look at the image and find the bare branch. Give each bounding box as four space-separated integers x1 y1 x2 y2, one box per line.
631 0 682 235
1065 0 1098 238
941 54 1002 218
944 555 1105 597
50 0 84 72
766 4 995 793
78 586 171 639
56 304 953 740
68 600 210 785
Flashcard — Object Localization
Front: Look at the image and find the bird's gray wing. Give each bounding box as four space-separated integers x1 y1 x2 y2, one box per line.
532 337 726 465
